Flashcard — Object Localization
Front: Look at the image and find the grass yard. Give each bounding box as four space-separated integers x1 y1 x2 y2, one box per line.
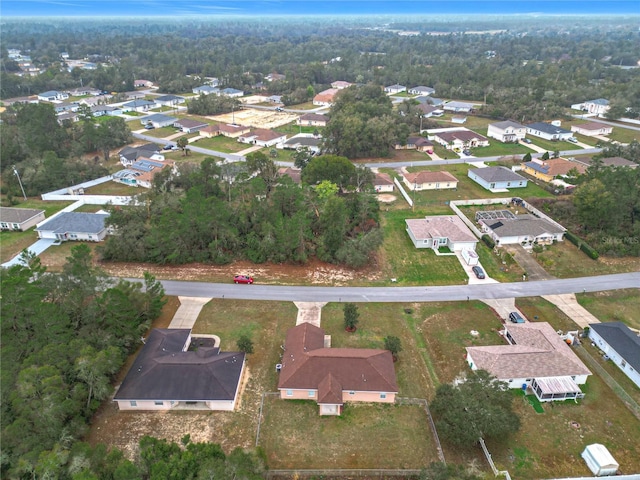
528 137 582 153
578 289 640 331
469 142 533 157
515 297 580 333
475 242 525 283
274 123 321 135
608 127 640 144
287 101 316 110
139 126 176 138
83 181 139 196
191 135 246 153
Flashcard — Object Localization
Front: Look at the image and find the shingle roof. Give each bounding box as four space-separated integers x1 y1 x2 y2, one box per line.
143 113 178 123
469 166 526 183
491 120 526 130
572 122 609 131
299 113 329 122
481 213 565 237
175 118 208 129
35 212 108 235
284 137 321 147
373 173 393 186
405 215 477 243
586 98 609 106
590 322 640 373
0 207 44 224
202 123 249 135
523 158 586 177
155 94 184 103
526 122 572 135
247 128 286 142
404 171 458 185
435 130 488 144
123 99 155 108
114 329 245 402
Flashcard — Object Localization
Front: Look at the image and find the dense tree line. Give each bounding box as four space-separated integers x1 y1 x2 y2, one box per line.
100 153 382 267
187 93 241 116
0 246 167 477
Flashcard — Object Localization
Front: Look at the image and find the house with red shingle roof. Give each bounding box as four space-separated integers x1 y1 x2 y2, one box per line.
313 88 339 106
277 323 398 416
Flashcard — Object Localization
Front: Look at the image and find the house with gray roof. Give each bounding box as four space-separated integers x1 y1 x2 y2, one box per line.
122 99 156 112
589 322 640 389
142 113 178 129
406 215 478 251
114 329 246 411
476 210 565 246
0 207 45 231
408 86 435 96
192 85 220 95
282 135 322 153
467 322 591 402
119 143 162 166
37 90 69 102
174 118 209 133
443 101 478 113
154 94 185 107
487 120 527 142
583 98 610 116
220 87 244 98
384 84 406 94
526 122 573 141
468 166 528 191
35 212 110 242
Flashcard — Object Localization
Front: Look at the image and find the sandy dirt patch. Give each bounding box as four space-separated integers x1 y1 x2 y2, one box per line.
377 194 397 203
209 108 298 129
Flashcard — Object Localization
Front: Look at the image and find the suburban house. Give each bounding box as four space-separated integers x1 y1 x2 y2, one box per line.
402 171 458 191
277 322 398 416
466 322 591 402
134 79 154 88
408 86 435 96
113 158 176 189
583 98 610 116
521 158 586 183
384 84 406 94
572 156 638 169
281 135 322 154
67 87 102 97
142 113 178 129
297 113 329 127
154 94 185 107
221 87 244 98
395 136 434 153
201 123 251 138
476 209 565 246
331 81 352 89
118 143 162 166
526 122 573 141
114 329 246 411
91 105 122 117
278 167 302 184
589 322 640 389
487 120 527 142
0 207 45 231
192 85 220 96
467 166 528 191
124 91 146 101
37 90 69 102
238 128 287 147
265 72 286 82
570 122 613 137
268 95 282 104
57 112 79 124
313 88 339 106
443 101 477 113
35 212 110 242
416 96 444 107
174 118 209 133
432 129 490 151
405 215 478 251
122 99 156 113
417 104 443 118
373 173 394 193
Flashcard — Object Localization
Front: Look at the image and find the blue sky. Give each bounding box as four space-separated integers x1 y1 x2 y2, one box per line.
1 0 639 17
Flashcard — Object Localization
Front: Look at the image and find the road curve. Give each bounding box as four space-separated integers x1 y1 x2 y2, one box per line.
149 272 640 303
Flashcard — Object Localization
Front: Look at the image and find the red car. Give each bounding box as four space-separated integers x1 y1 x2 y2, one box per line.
234 275 254 284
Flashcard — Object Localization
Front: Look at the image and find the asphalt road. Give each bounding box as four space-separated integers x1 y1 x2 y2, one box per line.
152 272 640 303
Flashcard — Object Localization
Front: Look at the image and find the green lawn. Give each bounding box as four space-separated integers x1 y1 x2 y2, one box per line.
274 124 320 135
287 101 317 110
139 126 177 138
83 181 139 196
528 136 583 152
578 289 640 331
469 142 533 157
607 127 640 144
191 135 246 153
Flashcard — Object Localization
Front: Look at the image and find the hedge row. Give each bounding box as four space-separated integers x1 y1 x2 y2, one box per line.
565 230 599 259
482 234 495 249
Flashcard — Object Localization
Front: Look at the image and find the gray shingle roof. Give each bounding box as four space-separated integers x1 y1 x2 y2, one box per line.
590 322 640 373
0 207 44 224
469 166 526 183
526 122 571 135
482 214 564 237
35 212 108 235
491 120 526 130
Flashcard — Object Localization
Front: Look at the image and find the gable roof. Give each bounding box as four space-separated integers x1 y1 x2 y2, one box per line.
246 128 286 142
523 158 586 177
526 122 571 135
480 212 565 237
467 322 591 380
491 120 526 130
314 88 339 103
299 113 329 122
373 172 394 186
123 99 155 108
119 143 160 161
0 207 45 224
278 167 302 184
115 329 245 402
469 166 526 183
404 170 457 184
590 322 640 373
435 130 488 144
35 212 108 235
405 215 477 243
202 123 249 135
572 122 610 131
278 323 397 395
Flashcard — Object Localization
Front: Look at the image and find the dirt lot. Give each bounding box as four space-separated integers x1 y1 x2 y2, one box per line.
209 108 298 129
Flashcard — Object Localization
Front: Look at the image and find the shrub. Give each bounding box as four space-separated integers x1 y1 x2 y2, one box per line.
564 230 599 259
482 234 495 249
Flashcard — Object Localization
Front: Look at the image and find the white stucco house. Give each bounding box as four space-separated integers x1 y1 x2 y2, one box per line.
487 120 527 142
405 215 478 251
589 322 640 389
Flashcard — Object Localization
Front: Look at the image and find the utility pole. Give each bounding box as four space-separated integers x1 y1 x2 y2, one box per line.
12 165 27 200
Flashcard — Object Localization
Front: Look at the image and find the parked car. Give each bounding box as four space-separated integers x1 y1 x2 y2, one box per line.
522 138 532 144
275 106 284 112
568 137 578 143
509 312 526 323
163 144 175 150
144 124 155 130
233 275 254 284
471 266 485 279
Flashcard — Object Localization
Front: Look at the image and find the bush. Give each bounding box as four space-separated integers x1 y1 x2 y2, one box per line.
482 234 495 249
564 230 599 259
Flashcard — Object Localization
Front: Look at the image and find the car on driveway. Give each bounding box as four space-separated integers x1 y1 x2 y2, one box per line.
234 275 254 284
522 138 532 144
144 124 155 130
509 312 526 323
471 266 485 279
163 144 175 150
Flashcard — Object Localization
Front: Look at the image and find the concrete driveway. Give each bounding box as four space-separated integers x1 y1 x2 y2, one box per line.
169 297 211 329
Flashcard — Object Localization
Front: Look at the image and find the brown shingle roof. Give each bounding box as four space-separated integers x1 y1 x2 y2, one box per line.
405 215 477 243
249 128 286 142
435 130 488 143
202 123 248 135
373 172 393 186
404 170 458 184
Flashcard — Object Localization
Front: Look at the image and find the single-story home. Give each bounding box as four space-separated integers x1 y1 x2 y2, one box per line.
395 136 434 153
476 210 565 246
373 173 394 193
142 113 178 129
313 88 339 106
268 95 283 104
572 156 638 169
37 90 69 102
154 94 185 107
220 88 244 98
278 167 302 184
281 135 322 154
521 158 586 183
402 171 458 191
415 96 444 107
54 102 79 114
173 118 208 133
238 128 287 147
526 122 573 141
297 113 329 127
113 158 175 189
417 104 443 118
192 85 220 96
487 120 527 142
35 212 110 242
589 322 640 389
466 322 591 402
67 87 102 97
331 81 352 90
114 329 245 411
0 207 46 231
91 105 122 117
432 129 490 151
467 166 528 191
119 143 162 166
122 99 156 112
124 91 146 101
408 86 435 96
57 112 79 124
405 215 478 251
443 101 477 113
570 122 613 137
277 322 398 416
200 123 251 138
134 79 154 88
265 72 286 82
384 84 406 94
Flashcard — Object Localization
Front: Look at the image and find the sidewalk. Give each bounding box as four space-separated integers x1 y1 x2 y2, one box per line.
541 293 600 328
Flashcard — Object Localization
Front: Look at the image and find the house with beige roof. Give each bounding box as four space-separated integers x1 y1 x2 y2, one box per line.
402 170 458 191
277 323 398 416
331 81 352 90
466 322 591 402
296 113 329 127
432 129 490 151
405 215 478 251
570 122 613 137
238 128 287 147
373 173 394 193
201 123 250 138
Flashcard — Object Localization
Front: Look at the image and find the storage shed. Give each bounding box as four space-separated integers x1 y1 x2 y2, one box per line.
581 444 619 476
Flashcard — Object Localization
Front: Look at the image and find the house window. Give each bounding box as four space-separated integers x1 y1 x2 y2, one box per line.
70 234 77 239
130 401 137 407
154 401 163 406
621 360 627 368
286 390 293 397
308 390 315 398
380 393 387 399
1 223 8 228
349 391 355 396
507 182 511 187
519 182 523 186
12 223 19 229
